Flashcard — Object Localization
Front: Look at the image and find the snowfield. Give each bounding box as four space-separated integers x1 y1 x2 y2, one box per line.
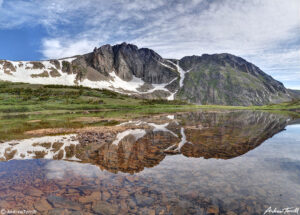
0 59 78 86
0 58 179 99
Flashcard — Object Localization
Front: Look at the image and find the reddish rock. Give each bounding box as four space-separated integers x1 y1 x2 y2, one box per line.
119 189 129 198
207 205 219 214
24 187 44 197
102 191 111 201
78 192 101 203
92 201 119 215
226 211 237 215
34 198 52 211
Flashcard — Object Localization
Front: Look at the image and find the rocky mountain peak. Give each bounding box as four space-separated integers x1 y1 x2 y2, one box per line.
0 42 294 106
83 43 178 83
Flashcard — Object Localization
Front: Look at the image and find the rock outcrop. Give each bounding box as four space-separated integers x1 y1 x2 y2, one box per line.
83 43 178 83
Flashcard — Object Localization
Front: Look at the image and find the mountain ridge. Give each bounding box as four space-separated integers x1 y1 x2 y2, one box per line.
0 42 293 105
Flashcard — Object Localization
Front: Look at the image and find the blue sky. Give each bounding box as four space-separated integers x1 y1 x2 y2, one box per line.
0 0 299 89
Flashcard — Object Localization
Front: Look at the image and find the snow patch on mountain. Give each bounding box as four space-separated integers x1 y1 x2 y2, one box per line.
80 71 145 93
0 59 176 99
59 57 77 63
158 61 176 71
167 60 190 88
0 58 78 86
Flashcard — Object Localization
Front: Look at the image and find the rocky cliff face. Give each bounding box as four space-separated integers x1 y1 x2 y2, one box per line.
84 43 178 83
177 54 291 105
0 42 293 105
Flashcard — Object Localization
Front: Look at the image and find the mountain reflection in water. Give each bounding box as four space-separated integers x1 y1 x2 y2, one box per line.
0 110 294 174
0 110 299 215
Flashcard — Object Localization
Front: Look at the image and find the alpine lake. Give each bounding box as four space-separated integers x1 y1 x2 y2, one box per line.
0 109 299 215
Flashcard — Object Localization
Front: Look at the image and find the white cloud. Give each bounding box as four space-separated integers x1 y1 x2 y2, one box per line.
245 48 300 85
131 0 300 57
42 38 99 59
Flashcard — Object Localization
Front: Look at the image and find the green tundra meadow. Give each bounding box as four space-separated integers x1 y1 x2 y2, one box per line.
0 80 299 141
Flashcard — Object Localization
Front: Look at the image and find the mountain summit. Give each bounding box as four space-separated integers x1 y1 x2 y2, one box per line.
0 43 293 105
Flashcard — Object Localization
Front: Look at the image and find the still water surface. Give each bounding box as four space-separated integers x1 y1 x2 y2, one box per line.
0 110 299 214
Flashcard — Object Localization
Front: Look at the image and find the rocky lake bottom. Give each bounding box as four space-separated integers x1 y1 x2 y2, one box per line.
0 110 299 215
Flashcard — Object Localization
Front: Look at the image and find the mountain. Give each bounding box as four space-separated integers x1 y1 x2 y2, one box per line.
0 42 293 105
289 89 300 99
177 54 291 105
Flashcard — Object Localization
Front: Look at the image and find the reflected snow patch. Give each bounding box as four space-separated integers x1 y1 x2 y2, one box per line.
112 129 146 145
0 134 79 160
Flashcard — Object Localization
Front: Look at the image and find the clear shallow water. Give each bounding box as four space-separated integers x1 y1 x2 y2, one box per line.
0 110 299 214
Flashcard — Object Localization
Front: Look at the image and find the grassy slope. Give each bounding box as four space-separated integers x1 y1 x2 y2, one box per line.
1 80 299 114
0 81 196 114
0 80 299 141
0 81 199 140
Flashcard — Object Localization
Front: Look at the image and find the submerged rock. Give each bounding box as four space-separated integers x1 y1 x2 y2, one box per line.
92 201 119 214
